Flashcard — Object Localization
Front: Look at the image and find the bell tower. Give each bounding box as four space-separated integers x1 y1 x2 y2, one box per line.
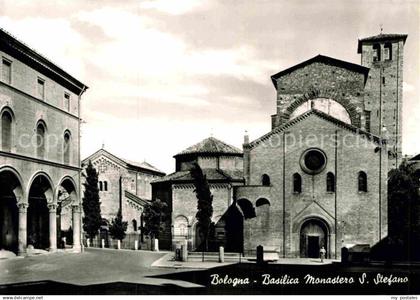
358 33 407 169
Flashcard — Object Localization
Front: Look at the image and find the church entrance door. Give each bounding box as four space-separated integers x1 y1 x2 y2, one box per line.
300 218 328 258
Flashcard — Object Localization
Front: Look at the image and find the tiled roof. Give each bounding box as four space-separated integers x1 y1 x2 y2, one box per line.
174 137 242 157
125 190 149 206
82 148 165 175
249 109 384 149
357 33 408 53
151 168 244 184
270 55 370 89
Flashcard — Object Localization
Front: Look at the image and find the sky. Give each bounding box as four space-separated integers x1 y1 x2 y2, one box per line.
0 0 418 174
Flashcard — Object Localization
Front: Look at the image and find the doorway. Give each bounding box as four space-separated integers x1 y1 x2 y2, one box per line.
300 218 328 258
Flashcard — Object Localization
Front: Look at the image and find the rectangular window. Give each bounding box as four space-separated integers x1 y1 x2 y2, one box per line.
37 78 45 100
382 77 386 85
2 58 11 84
64 92 71 111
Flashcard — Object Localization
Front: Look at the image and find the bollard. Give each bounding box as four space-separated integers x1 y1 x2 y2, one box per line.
182 239 188 262
219 246 225 263
86 239 90 248
256 245 264 265
154 239 159 252
134 240 138 251
117 240 121 250
101 239 105 249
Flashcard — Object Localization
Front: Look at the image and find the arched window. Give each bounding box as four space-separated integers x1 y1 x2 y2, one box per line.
132 219 138 231
373 44 381 62
1 110 12 152
174 216 189 237
63 131 70 164
384 43 392 61
36 121 46 158
326 172 335 192
358 171 367 192
104 181 108 191
261 174 270 186
293 173 302 193
99 181 103 191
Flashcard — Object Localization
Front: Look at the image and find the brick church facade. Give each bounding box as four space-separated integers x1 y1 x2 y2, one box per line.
236 33 407 259
82 148 165 237
158 33 408 258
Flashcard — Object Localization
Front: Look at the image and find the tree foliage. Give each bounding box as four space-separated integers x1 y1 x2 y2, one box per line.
143 199 168 240
191 162 213 251
109 209 128 241
82 161 102 239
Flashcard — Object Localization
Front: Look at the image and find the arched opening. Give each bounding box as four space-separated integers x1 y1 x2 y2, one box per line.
174 215 188 238
384 42 392 61
290 98 351 124
256 198 270 207
99 181 103 191
0 170 22 253
132 219 138 232
237 198 256 219
358 171 367 192
27 174 52 249
261 174 270 186
300 218 329 258
326 172 335 192
1 110 13 152
63 131 70 164
57 177 77 247
373 43 381 62
36 121 46 159
293 173 302 193
103 181 108 191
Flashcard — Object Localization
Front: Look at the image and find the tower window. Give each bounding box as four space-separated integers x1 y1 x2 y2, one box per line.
358 171 368 192
372 44 381 62
293 173 302 193
326 172 335 192
384 43 392 61
261 174 270 186
37 78 45 100
2 58 11 84
382 77 386 85
364 110 371 132
99 181 103 191
132 219 138 231
104 181 108 191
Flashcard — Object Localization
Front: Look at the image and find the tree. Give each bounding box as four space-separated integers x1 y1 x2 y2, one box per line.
191 162 213 251
143 199 168 245
82 161 102 241
109 209 128 241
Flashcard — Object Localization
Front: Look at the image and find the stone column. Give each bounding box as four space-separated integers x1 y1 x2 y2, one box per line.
17 202 28 256
72 204 81 252
48 203 57 252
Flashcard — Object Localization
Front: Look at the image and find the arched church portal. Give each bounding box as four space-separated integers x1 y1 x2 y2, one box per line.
300 218 329 258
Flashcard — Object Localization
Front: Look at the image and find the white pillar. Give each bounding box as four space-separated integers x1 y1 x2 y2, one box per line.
101 239 105 248
219 246 224 263
134 240 138 250
117 240 121 250
48 203 57 252
17 202 27 256
72 205 81 252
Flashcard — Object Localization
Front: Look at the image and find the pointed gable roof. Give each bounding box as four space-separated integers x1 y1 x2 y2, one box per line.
174 137 242 158
249 109 384 149
270 54 370 89
82 148 165 176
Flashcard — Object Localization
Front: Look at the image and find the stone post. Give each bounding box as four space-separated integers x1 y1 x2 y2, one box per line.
182 239 188 262
117 240 121 250
257 245 264 265
219 246 224 263
101 239 105 248
17 202 27 256
72 205 82 252
48 203 57 252
134 240 138 250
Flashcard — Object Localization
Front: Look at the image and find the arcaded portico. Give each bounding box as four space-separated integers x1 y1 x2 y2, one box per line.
0 28 87 255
